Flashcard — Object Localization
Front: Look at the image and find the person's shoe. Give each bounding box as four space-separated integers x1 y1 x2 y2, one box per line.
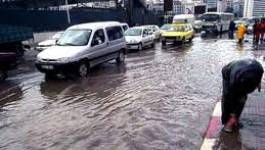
222 116 237 133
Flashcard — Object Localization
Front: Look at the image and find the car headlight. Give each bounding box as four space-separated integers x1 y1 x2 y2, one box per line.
57 57 71 62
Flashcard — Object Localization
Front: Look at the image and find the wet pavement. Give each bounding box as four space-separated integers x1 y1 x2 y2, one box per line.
1 35 265 150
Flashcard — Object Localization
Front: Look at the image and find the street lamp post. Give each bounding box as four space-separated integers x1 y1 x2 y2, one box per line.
65 0 71 24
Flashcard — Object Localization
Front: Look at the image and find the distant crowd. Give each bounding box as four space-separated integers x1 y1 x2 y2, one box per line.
228 18 265 45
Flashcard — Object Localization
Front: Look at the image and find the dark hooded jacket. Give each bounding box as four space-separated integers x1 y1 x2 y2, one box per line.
222 59 264 95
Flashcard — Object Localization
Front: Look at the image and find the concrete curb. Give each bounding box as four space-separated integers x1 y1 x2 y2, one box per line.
200 101 222 150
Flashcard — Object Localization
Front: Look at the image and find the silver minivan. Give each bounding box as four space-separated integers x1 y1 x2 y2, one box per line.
36 21 126 78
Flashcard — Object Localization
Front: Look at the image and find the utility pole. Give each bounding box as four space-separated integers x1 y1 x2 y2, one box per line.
65 0 71 24
127 0 133 26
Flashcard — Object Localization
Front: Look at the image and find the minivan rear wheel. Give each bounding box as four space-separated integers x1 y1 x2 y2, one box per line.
78 62 88 78
138 43 143 51
116 51 125 63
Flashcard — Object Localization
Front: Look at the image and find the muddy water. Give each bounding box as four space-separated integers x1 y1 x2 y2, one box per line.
1 36 265 150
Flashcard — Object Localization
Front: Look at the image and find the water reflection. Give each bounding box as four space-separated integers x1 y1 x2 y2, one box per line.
213 131 243 150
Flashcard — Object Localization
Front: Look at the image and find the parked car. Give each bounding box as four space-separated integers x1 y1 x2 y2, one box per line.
36 31 64 51
121 23 129 32
0 52 17 82
161 23 194 46
36 22 126 78
125 26 155 50
144 25 161 41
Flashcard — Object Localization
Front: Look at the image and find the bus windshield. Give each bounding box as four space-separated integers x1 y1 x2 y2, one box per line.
201 14 220 22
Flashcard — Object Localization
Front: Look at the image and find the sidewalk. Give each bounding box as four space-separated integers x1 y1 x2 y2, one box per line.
200 93 265 150
201 43 265 150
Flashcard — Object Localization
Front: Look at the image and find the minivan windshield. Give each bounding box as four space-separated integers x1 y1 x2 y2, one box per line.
173 26 185 32
125 28 142 36
57 29 92 46
201 14 220 21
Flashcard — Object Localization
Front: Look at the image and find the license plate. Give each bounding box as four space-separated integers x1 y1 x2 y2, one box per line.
41 65 54 70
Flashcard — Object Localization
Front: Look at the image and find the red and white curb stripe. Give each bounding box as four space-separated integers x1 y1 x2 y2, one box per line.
200 101 222 150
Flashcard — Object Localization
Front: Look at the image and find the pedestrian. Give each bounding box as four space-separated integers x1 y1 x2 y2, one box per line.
236 23 247 44
221 59 264 132
228 20 236 39
260 19 265 43
253 20 258 42
219 25 223 38
256 20 262 44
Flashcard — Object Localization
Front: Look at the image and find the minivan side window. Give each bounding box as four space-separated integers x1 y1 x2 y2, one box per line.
91 29 105 47
106 26 123 41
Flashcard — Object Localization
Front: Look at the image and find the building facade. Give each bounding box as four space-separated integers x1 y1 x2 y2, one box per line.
207 0 217 11
244 0 265 17
173 0 184 14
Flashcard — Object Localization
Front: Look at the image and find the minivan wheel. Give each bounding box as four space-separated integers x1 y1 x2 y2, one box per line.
116 51 125 63
138 43 143 51
162 40 166 46
151 41 155 48
181 38 185 44
0 70 7 82
188 37 193 43
78 62 88 78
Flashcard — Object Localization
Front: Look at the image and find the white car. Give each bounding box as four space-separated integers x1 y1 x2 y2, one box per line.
36 32 64 51
144 25 161 41
36 22 126 78
125 26 155 50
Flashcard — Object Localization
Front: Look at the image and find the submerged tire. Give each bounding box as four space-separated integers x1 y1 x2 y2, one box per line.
162 40 166 46
116 51 125 64
138 43 143 51
78 62 88 78
151 42 155 48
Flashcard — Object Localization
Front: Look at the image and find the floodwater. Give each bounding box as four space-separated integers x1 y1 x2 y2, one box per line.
1 36 265 150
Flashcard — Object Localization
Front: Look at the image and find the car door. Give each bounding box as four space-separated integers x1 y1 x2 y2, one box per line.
89 29 108 60
106 26 125 54
145 28 154 46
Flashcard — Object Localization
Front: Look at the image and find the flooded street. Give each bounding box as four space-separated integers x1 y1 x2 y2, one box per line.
1 36 265 150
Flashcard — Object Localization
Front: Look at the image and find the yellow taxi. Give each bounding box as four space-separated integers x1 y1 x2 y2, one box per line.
161 23 194 46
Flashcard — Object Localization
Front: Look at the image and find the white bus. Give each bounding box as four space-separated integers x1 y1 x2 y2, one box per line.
200 12 234 34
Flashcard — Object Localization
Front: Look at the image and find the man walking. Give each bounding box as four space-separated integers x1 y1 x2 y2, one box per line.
228 20 236 39
221 59 264 132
